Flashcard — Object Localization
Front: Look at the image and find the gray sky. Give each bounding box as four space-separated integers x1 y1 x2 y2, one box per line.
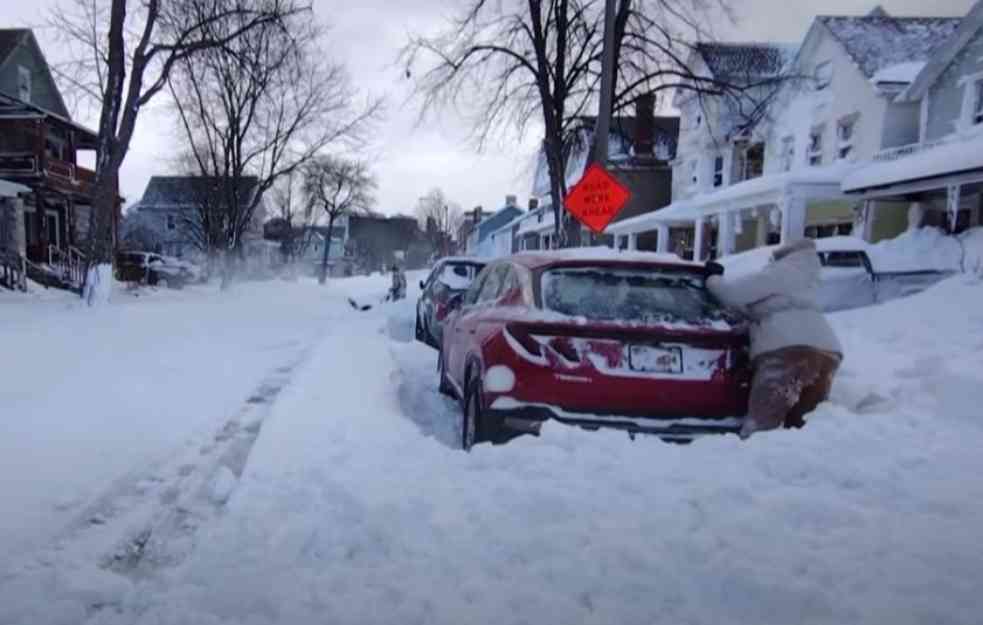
5 0 975 216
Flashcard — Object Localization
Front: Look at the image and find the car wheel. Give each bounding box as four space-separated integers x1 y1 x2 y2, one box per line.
415 310 425 342
462 375 482 451
437 349 454 398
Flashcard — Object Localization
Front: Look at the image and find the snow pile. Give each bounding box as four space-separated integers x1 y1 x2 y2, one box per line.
4 270 983 625
867 227 962 272
959 227 983 275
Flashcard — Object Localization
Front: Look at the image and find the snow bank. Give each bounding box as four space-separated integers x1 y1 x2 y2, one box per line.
960 227 983 275
867 227 962 272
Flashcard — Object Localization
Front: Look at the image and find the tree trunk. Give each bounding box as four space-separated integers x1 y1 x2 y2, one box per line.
318 214 335 285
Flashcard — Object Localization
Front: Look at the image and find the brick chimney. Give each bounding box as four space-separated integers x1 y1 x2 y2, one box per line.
472 205 483 224
505 195 518 208
634 92 655 156
528 198 539 211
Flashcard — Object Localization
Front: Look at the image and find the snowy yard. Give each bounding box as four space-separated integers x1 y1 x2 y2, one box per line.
2 271 983 625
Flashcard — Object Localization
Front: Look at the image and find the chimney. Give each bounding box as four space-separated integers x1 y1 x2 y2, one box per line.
528 198 539 211
634 92 655 156
867 5 889 17
473 205 483 224
505 195 518 208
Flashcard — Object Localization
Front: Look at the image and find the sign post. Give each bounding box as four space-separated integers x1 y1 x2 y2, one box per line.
563 163 631 234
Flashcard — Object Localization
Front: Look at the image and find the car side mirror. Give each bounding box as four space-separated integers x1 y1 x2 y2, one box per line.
448 293 464 311
419 280 426 290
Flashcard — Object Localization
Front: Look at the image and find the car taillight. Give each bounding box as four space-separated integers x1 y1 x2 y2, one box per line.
504 323 543 358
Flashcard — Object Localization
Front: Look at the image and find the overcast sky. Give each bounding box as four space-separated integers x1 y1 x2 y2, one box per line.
5 0 975 217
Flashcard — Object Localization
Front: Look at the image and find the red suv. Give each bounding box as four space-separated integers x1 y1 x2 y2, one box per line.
438 252 750 449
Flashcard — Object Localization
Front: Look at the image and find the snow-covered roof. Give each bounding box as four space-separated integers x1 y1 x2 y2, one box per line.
0 178 30 198
898 1 983 102
818 15 960 81
516 209 555 236
842 136 983 192
695 42 799 79
513 246 700 266
606 200 700 233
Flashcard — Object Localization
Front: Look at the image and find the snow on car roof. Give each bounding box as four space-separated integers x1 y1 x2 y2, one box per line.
436 256 486 265
511 246 701 268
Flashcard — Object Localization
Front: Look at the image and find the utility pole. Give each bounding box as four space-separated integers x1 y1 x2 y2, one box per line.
593 0 618 165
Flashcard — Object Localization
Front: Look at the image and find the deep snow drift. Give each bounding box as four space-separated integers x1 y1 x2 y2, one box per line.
2 271 982 625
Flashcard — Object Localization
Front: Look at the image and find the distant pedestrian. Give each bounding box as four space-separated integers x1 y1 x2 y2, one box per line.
706 238 843 438
388 262 407 301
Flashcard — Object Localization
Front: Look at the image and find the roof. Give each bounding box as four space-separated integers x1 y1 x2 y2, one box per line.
436 256 486 266
0 92 97 145
842 136 983 192
695 42 798 79
0 29 27 67
0 178 30 198
899 0 983 101
136 176 260 208
507 247 702 270
818 15 961 80
476 205 524 241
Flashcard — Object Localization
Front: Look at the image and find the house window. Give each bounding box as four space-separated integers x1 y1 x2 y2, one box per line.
815 61 833 91
807 126 824 166
806 222 853 239
780 136 795 172
712 156 724 187
744 143 765 180
837 116 857 160
18 66 31 102
166 214 177 231
974 80 983 125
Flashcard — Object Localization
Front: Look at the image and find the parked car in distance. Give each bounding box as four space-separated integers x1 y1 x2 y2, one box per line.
116 252 199 289
438 251 751 449
416 257 487 349
815 240 953 312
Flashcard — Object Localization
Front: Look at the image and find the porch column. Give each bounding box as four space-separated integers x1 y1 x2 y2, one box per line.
755 209 768 247
780 193 806 244
13 198 26 257
947 184 961 233
627 233 638 251
860 200 876 241
693 217 706 262
656 224 670 253
717 211 735 257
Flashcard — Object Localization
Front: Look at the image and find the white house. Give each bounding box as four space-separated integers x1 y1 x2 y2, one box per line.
843 0 983 235
608 8 964 258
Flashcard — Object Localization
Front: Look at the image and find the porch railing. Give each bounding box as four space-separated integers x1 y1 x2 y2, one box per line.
873 137 951 163
0 152 38 175
47 244 87 286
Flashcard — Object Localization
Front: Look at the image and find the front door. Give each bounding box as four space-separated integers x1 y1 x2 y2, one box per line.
45 209 61 249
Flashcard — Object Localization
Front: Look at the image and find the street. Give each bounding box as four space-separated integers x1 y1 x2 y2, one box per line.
2 273 982 625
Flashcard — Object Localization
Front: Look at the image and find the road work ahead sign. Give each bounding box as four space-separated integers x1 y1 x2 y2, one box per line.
563 163 631 234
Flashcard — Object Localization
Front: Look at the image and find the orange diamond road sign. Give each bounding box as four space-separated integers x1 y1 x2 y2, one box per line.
564 163 631 234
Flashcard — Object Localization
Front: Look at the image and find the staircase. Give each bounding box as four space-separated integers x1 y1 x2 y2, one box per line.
35 245 86 294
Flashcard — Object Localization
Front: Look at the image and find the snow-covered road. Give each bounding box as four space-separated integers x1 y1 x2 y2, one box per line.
2 273 983 625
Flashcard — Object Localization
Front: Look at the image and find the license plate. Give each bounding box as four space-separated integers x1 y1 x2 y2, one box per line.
629 344 683 373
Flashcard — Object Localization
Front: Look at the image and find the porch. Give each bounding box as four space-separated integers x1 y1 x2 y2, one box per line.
606 165 853 261
842 135 983 238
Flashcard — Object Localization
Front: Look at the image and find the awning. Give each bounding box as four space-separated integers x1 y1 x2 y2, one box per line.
0 178 30 198
842 136 983 193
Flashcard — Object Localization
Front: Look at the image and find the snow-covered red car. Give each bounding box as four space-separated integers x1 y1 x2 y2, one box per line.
438 251 751 449
415 257 486 349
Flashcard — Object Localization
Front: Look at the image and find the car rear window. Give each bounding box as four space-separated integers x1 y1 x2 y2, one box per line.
539 265 727 325
438 263 483 290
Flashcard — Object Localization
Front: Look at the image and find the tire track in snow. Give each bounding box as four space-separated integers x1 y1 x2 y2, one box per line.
0 339 323 623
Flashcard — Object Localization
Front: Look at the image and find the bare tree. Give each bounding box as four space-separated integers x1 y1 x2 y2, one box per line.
50 0 305 302
167 10 381 272
403 0 785 247
302 156 376 284
416 188 462 257
269 171 312 262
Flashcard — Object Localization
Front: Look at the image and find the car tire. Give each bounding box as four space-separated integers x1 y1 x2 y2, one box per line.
461 375 482 451
415 310 425 342
437 349 454 398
